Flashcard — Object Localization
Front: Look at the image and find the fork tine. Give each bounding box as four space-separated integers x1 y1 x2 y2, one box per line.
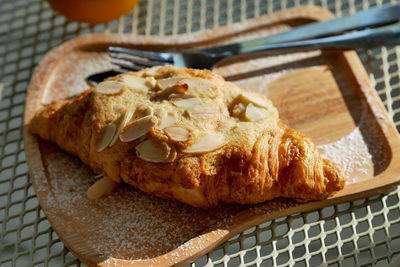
111 60 147 71
109 46 174 62
109 53 169 67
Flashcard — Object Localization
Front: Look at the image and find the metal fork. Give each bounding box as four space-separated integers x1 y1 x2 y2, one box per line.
110 22 400 71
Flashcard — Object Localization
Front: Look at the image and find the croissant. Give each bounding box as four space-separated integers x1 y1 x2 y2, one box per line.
29 66 345 208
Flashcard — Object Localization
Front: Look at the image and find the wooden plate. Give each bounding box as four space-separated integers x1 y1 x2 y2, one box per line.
23 6 400 266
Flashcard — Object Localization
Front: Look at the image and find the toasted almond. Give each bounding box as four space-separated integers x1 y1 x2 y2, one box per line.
168 93 195 100
145 77 157 87
156 77 185 90
164 126 190 142
178 77 214 91
157 112 177 130
135 139 170 163
239 91 270 109
151 83 188 101
120 115 158 142
245 103 269 121
124 109 134 125
174 82 190 92
165 147 177 162
143 66 161 75
87 175 119 200
172 97 202 108
94 173 104 179
180 77 218 98
97 123 116 152
121 75 151 92
143 106 154 117
95 81 124 95
231 102 246 117
132 105 154 120
187 102 219 119
109 110 131 147
182 133 225 153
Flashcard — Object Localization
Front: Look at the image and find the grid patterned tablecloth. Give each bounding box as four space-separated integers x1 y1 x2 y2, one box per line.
1 0 400 266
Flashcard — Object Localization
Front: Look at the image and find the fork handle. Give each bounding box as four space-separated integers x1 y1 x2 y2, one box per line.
213 23 400 57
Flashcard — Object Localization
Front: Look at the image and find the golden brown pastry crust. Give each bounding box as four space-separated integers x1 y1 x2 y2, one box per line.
29 66 345 208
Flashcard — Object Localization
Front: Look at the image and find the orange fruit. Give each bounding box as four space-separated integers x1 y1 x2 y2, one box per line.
47 0 140 24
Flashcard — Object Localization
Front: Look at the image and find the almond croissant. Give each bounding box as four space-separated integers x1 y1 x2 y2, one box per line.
29 66 345 208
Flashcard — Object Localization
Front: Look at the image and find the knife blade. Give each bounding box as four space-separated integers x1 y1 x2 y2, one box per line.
203 3 400 55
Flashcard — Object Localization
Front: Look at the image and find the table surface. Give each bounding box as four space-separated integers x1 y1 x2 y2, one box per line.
1 0 400 266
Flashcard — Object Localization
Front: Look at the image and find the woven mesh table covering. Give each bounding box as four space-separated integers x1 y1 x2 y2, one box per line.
1 0 400 266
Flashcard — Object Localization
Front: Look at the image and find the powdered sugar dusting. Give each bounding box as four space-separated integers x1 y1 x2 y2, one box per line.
215 51 323 95
318 109 388 183
318 127 372 177
42 52 112 104
35 141 242 261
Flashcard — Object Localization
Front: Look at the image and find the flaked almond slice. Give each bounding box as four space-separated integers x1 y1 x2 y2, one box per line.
94 173 104 179
156 77 185 90
135 138 170 163
95 81 124 95
181 77 215 90
143 66 161 76
157 112 177 130
164 126 190 142
182 133 225 153
245 103 269 121
168 93 195 100
143 106 154 117
231 102 246 117
151 83 188 101
121 75 151 92
180 77 219 98
145 77 157 87
187 102 219 119
239 91 270 109
87 175 119 200
120 115 158 142
124 109 134 125
109 110 131 147
172 97 202 108
97 123 116 152
165 147 177 162
131 105 153 120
